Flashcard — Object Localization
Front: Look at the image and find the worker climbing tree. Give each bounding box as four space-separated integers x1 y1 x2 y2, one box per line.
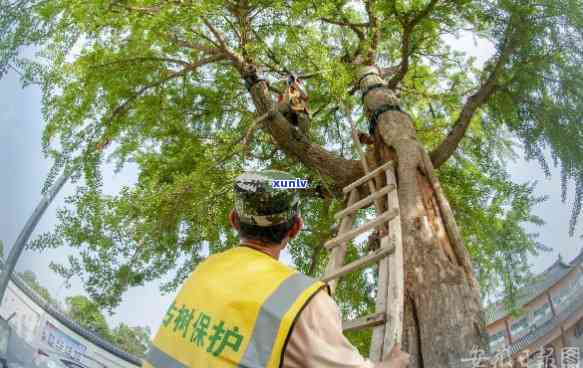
3 1 583 367
277 74 310 137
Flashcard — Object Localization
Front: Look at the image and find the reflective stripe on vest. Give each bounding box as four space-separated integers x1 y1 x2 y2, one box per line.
144 246 326 368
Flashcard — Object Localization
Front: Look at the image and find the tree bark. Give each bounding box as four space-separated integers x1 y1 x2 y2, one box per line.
358 66 488 367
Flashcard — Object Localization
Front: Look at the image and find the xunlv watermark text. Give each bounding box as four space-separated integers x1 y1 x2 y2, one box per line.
272 179 309 189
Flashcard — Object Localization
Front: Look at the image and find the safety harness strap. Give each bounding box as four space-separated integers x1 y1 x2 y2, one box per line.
357 71 379 89
360 83 386 104
368 103 402 136
244 76 268 91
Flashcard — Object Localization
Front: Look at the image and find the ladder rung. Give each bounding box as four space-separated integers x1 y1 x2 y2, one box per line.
343 312 386 332
335 184 396 221
343 161 394 194
321 245 395 282
325 208 399 250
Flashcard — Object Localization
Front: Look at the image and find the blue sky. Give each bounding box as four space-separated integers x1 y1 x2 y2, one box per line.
1 34 582 334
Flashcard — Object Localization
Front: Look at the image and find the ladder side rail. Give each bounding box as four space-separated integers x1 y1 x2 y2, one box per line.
370 164 403 361
381 165 405 359
369 235 391 361
346 107 384 213
323 189 359 295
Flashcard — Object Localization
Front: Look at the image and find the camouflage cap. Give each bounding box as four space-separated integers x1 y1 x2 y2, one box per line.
234 170 300 227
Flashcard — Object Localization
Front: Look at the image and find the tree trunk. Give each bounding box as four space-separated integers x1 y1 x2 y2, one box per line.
244 65 489 367
359 66 489 367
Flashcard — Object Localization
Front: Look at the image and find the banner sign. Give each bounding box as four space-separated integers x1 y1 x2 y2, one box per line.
41 321 88 361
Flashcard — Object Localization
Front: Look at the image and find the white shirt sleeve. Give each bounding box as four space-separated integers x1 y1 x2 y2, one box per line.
282 289 377 368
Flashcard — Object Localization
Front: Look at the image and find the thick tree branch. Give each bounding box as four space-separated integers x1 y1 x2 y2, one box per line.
320 18 370 29
244 75 363 195
385 0 404 23
201 17 245 68
165 33 220 56
365 0 380 63
409 0 440 27
388 0 439 88
388 23 414 88
320 6 374 63
429 21 521 168
124 5 160 14
321 17 368 40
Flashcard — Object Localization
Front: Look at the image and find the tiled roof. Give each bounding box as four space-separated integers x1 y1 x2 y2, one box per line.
508 284 583 355
465 283 583 368
485 248 583 324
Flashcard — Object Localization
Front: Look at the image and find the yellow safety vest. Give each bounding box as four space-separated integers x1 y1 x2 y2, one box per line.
144 246 327 368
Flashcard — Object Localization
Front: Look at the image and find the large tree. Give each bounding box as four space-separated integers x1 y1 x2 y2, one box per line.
2 0 582 366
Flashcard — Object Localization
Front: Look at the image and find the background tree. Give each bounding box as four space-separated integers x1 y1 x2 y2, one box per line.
65 295 151 358
17 270 56 305
2 0 582 366
111 324 151 359
65 295 114 341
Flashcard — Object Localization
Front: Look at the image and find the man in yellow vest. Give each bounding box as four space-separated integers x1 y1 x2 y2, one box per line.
145 170 410 367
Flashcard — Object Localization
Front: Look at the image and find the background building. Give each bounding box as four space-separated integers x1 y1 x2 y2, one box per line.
485 249 583 367
0 271 142 368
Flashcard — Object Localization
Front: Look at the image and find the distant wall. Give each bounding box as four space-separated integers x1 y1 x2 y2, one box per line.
1 278 42 343
0 275 141 368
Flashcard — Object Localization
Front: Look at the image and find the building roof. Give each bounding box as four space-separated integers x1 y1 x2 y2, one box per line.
5 269 142 366
485 248 583 324
508 281 583 355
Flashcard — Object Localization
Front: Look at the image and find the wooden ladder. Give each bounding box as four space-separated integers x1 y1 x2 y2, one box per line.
321 109 405 362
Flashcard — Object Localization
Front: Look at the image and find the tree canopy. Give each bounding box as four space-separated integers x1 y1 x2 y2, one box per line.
2 0 582 338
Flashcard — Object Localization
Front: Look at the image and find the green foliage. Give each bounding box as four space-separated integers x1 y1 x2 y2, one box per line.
112 323 151 359
438 146 549 304
3 0 583 352
66 295 114 341
486 0 583 236
18 270 56 305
